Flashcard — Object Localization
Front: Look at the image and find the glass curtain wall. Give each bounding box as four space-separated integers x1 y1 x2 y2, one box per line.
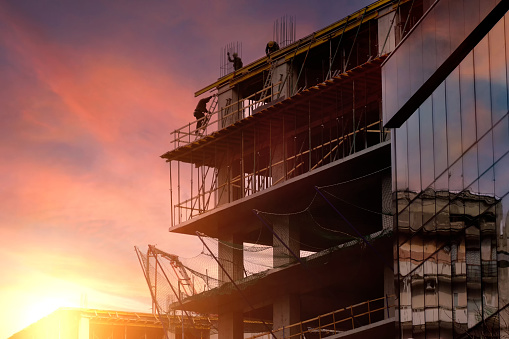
393 10 509 339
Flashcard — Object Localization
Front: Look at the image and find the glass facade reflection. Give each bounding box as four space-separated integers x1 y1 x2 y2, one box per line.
383 1 509 338
382 0 505 128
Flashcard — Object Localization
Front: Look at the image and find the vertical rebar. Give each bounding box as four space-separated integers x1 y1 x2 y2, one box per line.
253 126 256 194
227 166 231 203
197 166 201 214
269 118 272 184
169 162 173 227
352 79 356 155
241 131 245 197
308 100 312 171
202 153 206 212
283 113 287 180
364 74 368 150
177 161 181 224
273 15 296 48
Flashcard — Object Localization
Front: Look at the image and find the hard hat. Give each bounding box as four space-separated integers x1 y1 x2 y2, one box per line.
268 41 274 47
233 53 238 57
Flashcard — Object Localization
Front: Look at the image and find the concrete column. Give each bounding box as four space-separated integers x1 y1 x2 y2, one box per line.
217 233 244 339
273 215 300 267
272 60 296 100
271 215 301 336
218 233 244 285
218 310 243 339
271 127 286 186
216 154 242 206
218 87 243 129
273 294 300 338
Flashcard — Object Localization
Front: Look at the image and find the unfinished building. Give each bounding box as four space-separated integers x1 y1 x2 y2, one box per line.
147 1 417 338
140 0 509 338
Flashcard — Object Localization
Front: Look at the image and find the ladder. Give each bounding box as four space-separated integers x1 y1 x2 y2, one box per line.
149 246 197 298
195 94 218 138
259 60 278 104
170 260 195 299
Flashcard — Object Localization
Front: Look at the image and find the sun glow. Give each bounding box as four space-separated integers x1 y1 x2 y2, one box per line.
25 296 69 326
1 274 86 338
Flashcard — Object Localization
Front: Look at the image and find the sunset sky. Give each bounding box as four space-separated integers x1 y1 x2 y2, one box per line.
0 1 373 337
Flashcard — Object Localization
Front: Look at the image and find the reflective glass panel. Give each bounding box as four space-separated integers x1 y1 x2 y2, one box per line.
411 265 425 339
462 144 479 195
474 38 492 138
397 39 411 111
477 132 495 197
408 23 423 94
460 53 477 152
407 110 421 192
494 152 509 200
434 0 451 63
489 19 508 123
420 4 437 81
395 125 409 192
493 115 509 163
433 83 448 191
420 98 435 189
446 68 463 166
463 0 481 35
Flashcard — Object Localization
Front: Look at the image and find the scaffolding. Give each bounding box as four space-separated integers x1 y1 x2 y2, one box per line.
163 57 389 227
149 2 430 338
169 78 283 149
135 222 393 337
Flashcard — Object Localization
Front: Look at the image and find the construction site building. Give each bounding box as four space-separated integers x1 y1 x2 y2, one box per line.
8 308 173 339
153 0 509 338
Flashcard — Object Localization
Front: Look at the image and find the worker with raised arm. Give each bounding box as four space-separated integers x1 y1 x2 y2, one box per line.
227 52 243 71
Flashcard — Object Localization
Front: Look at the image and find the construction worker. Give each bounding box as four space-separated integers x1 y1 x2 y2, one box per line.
194 95 213 133
227 52 243 71
265 41 280 56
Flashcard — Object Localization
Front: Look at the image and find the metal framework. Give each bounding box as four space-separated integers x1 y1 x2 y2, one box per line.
163 57 389 226
134 246 214 338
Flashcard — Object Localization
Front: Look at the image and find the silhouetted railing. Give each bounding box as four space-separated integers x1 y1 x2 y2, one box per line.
248 295 396 339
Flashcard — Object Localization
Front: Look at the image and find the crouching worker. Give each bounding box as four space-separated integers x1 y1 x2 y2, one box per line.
265 41 280 56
